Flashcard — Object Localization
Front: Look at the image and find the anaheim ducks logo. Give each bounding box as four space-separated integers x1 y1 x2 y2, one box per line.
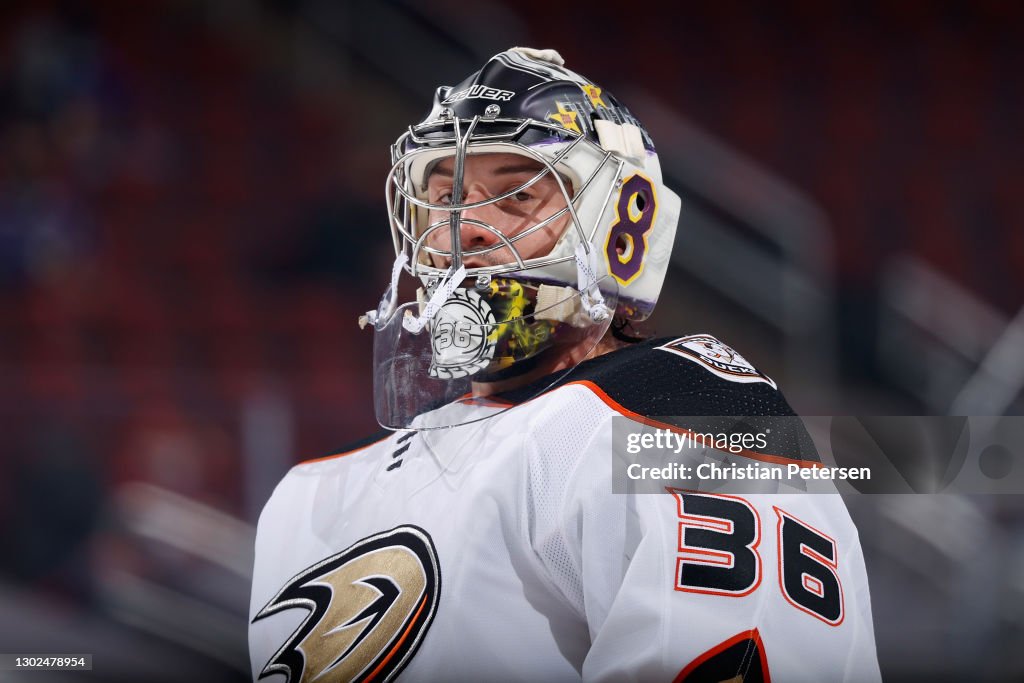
658 334 777 390
253 526 441 683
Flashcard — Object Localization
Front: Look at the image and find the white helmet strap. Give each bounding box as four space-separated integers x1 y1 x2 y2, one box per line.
400 264 467 334
574 242 611 322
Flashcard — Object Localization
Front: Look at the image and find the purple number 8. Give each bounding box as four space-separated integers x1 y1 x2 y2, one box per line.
605 174 657 285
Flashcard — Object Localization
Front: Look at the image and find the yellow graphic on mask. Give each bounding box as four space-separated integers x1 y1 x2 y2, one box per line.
582 84 606 108
486 280 556 371
548 102 581 134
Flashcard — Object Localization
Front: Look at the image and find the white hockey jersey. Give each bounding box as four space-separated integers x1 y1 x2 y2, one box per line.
249 335 881 682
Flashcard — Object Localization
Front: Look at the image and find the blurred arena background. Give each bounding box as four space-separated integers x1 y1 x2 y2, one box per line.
0 1 1021 680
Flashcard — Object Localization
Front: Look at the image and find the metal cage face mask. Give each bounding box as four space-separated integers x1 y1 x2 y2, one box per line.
386 115 622 284
359 115 625 430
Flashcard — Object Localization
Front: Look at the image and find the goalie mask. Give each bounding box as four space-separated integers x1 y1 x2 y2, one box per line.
363 47 681 430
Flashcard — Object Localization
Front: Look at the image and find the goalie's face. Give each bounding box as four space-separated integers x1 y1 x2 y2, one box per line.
423 152 572 269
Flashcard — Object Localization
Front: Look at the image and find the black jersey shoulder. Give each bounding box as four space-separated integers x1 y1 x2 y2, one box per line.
560 335 792 417
503 334 819 463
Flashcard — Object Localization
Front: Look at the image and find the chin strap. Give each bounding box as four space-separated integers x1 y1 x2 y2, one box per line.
574 242 611 322
401 264 467 334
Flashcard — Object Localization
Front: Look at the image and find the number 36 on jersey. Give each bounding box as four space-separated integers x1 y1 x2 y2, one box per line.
669 489 844 626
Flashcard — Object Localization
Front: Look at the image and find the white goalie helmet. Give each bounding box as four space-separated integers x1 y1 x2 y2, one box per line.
364 47 681 430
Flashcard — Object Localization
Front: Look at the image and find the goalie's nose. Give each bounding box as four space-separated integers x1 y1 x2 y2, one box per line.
445 189 510 267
